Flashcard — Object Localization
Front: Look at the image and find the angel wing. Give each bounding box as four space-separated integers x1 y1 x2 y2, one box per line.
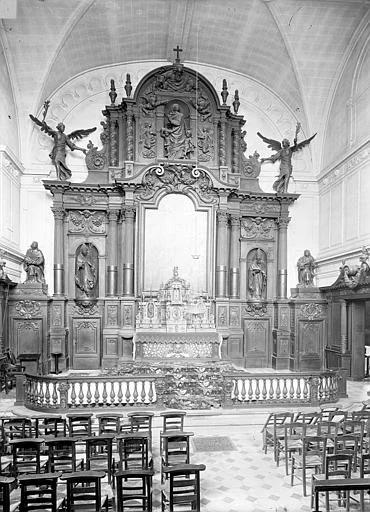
68 127 96 140
257 132 282 152
292 133 317 153
29 114 54 136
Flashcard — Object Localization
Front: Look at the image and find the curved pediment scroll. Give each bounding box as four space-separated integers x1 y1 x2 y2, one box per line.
136 164 218 204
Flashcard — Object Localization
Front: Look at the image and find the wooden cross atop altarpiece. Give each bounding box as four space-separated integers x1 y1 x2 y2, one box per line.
173 45 183 63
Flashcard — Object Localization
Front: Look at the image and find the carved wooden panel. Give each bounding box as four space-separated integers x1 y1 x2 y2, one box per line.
243 319 270 367
14 319 42 354
298 320 323 370
72 318 101 370
105 337 118 356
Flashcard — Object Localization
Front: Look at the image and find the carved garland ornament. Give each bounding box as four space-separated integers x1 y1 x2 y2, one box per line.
299 303 323 320
73 303 99 316
15 300 41 319
138 164 217 203
243 302 267 318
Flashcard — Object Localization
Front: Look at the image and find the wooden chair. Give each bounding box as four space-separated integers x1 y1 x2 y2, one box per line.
66 412 93 438
9 438 44 477
45 437 80 473
126 412 154 452
18 472 64 512
359 452 370 510
0 476 16 512
3 418 32 442
115 469 154 512
334 433 360 470
61 470 108 512
39 416 67 438
160 411 186 433
116 432 151 472
261 412 293 461
311 453 353 512
96 413 123 435
276 422 306 475
319 406 339 421
85 434 115 484
160 431 193 483
161 463 206 512
291 435 327 496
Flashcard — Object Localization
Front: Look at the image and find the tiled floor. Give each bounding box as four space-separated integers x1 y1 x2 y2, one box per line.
1 380 370 511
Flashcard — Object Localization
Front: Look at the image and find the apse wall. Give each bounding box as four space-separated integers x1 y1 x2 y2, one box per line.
0 41 23 281
22 60 318 294
317 28 370 286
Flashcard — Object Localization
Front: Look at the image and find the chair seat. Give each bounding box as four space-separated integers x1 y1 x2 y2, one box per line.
293 453 322 468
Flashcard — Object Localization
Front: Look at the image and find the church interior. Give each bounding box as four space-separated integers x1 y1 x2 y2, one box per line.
0 0 369 510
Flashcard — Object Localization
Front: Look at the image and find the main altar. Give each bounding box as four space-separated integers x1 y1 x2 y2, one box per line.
5 49 328 377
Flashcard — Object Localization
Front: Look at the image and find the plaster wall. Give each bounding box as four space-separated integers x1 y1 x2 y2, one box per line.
318 29 370 287
0 45 18 157
16 61 317 294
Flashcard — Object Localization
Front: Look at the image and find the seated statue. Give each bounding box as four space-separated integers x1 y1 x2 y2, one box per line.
297 249 317 286
23 241 45 284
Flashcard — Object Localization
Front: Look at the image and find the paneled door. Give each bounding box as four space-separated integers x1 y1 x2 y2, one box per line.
72 318 101 370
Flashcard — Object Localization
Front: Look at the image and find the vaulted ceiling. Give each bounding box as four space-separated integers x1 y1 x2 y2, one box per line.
1 0 369 163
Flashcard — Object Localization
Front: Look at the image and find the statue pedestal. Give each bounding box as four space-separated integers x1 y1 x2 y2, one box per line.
290 286 323 299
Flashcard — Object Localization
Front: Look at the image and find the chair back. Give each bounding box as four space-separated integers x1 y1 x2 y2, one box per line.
360 453 370 477
41 417 66 438
10 438 44 477
62 470 106 512
45 437 77 473
0 477 15 512
85 435 114 483
66 413 93 437
18 472 61 512
294 412 322 425
162 463 206 512
117 433 151 471
325 453 352 479
96 414 122 435
115 469 154 512
160 411 186 432
160 431 193 468
3 418 32 441
317 421 340 436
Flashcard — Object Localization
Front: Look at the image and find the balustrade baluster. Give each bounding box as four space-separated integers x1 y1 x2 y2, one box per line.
140 381 146 403
94 382 100 405
282 378 288 400
39 381 44 406
110 382 116 405
26 378 32 404
268 378 274 400
319 377 325 401
262 378 267 400
52 381 58 406
255 378 260 401
86 382 92 405
303 378 309 400
276 378 281 400
296 378 301 400
148 380 154 403
234 379 240 402
70 382 76 407
246 379 252 401
125 381 131 404
45 382 51 407
78 381 84 406
117 381 123 405
102 382 108 405
133 381 139 404
289 378 295 400
239 379 245 402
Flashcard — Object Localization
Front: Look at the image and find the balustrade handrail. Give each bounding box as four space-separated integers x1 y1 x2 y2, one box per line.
16 368 346 412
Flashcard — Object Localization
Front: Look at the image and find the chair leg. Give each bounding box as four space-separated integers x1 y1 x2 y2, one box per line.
325 490 329 511
302 465 307 497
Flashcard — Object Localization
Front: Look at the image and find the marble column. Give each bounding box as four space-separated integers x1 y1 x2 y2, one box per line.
216 210 229 298
229 215 240 298
106 210 119 296
340 299 348 354
122 206 135 296
51 207 65 296
277 216 289 299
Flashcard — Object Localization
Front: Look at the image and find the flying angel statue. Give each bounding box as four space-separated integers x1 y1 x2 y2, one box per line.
30 101 96 181
257 123 316 193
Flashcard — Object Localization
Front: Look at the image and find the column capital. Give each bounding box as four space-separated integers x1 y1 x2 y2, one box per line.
230 215 240 228
121 205 136 221
107 209 120 222
51 207 65 221
217 209 229 226
277 216 290 228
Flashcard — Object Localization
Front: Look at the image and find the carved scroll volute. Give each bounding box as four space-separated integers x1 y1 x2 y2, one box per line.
109 117 119 167
126 103 134 161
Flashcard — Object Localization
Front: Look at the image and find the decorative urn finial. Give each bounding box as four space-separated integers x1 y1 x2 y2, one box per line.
125 74 132 98
109 79 117 105
221 79 229 105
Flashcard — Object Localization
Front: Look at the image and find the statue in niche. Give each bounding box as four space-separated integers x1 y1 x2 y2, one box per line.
75 243 98 299
191 92 212 121
140 122 157 158
29 101 96 180
160 103 189 159
297 249 317 286
140 91 166 115
23 241 45 284
258 123 316 193
197 126 214 161
248 249 267 301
